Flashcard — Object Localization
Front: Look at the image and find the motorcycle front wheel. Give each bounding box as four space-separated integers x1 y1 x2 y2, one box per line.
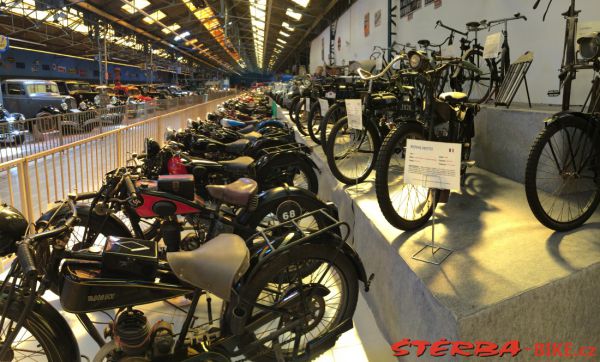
525 116 600 231
325 116 380 185
375 122 436 230
229 243 358 362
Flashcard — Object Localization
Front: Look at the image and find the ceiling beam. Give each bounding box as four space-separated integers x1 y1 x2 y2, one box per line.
262 0 272 70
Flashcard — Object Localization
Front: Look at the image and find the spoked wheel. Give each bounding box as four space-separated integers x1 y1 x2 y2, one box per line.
525 117 600 231
265 162 319 194
319 103 346 153
375 122 437 230
232 244 358 362
325 117 380 185
462 52 494 103
0 295 69 361
307 102 323 144
293 98 310 136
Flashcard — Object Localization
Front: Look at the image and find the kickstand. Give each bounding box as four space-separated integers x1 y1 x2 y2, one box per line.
412 189 454 265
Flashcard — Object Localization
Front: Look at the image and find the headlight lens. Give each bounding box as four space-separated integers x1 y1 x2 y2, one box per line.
61 102 68 111
94 95 101 105
111 96 118 104
409 53 422 70
79 101 87 110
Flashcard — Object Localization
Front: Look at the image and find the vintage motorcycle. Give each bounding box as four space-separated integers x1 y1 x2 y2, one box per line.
0 185 370 361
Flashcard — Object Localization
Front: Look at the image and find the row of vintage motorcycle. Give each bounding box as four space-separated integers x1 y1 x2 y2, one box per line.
272 7 599 235
0 92 371 361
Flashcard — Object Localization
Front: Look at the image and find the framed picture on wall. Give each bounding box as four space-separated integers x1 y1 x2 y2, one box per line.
364 12 370 37
374 10 382 27
400 0 421 18
425 0 442 8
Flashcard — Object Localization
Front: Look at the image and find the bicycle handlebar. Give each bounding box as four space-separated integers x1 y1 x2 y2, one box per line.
357 55 405 80
435 20 468 36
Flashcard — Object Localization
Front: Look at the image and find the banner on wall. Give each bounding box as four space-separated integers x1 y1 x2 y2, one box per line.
364 13 370 37
0 35 9 53
57 66 66 73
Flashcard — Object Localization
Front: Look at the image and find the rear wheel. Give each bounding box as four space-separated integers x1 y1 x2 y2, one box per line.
375 122 436 230
307 101 323 144
325 116 380 185
525 117 600 231
462 52 494 103
231 244 358 362
319 103 346 153
293 98 309 136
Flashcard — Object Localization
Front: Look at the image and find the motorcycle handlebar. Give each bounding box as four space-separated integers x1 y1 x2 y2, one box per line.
123 175 138 201
17 198 77 278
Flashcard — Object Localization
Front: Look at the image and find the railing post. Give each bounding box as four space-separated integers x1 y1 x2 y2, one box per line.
17 160 33 221
157 116 165 145
116 129 124 167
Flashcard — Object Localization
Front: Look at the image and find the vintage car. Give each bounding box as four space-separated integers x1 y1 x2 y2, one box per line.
114 85 153 118
54 80 99 107
0 79 77 119
0 104 27 146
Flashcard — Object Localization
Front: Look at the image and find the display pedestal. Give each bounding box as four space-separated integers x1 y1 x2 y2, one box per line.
276 104 600 361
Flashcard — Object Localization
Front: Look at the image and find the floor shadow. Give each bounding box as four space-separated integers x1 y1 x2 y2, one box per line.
545 222 600 272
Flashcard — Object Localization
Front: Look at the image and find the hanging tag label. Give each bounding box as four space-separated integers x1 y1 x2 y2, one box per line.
345 99 363 130
404 139 462 191
483 32 503 59
305 97 310 110
318 98 329 117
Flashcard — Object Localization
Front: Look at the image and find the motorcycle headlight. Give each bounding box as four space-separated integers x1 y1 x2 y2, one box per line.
61 102 68 111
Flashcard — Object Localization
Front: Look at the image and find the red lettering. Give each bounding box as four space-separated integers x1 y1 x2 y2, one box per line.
590 346 597 357
564 342 573 357
450 341 474 357
391 338 411 356
430 339 450 357
411 340 431 357
498 340 521 357
534 343 546 356
551 343 564 357
475 341 499 357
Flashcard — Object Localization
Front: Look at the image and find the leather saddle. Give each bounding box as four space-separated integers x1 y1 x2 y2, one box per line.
439 91 468 106
205 178 258 207
219 156 254 173
167 233 250 301
224 139 250 155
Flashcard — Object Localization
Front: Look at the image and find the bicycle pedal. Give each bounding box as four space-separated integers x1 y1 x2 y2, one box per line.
462 160 476 168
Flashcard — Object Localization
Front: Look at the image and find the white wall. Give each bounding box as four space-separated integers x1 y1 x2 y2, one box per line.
309 0 388 73
310 0 600 105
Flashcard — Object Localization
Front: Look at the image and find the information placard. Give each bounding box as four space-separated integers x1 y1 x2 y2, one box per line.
483 32 503 59
404 139 462 190
344 99 363 130
318 98 329 117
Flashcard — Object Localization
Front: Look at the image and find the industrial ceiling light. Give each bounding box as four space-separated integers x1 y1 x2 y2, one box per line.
142 10 166 24
174 31 191 41
286 8 302 21
277 38 287 44
280 30 290 37
291 0 310 7
161 23 181 34
249 0 266 68
121 0 151 14
282 22 294 31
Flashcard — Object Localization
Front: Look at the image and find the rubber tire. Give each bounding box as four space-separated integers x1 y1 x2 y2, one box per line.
291 160 319 194
319 103 346 153
525 117 600 231
293 98 309 136
288 95 301 115
307 101 323 144
375 122 435 230
230 243 359 362
0 296 70 361
325 116 380 185
463 51 494 104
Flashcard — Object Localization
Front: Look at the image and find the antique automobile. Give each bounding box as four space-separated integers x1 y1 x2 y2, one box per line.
0 79 77 119
0 104 27 146
54 80 99 108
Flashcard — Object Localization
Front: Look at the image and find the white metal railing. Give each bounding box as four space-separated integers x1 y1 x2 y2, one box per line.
0 90 235 164
0 92 237 221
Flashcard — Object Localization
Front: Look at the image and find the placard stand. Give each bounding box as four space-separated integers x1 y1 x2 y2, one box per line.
411 188 454 265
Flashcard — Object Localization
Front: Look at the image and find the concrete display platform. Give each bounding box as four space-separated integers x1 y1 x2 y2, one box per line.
277 104 600 361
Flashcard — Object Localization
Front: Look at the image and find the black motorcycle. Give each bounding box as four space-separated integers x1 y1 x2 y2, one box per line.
0 188 370 361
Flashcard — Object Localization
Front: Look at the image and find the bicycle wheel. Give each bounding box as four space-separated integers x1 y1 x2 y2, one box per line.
319 103 346 153
525 116 600 231
293 97 309 136
375 122 436 230
325 116 380 185
307 101 323 144
463 54 494 103
230 243 358 362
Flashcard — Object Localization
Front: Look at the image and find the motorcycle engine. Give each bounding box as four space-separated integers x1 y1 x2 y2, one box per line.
104 309 175 361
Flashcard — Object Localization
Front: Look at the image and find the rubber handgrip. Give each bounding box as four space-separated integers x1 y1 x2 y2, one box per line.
124 176 137 199
17 243 37 278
